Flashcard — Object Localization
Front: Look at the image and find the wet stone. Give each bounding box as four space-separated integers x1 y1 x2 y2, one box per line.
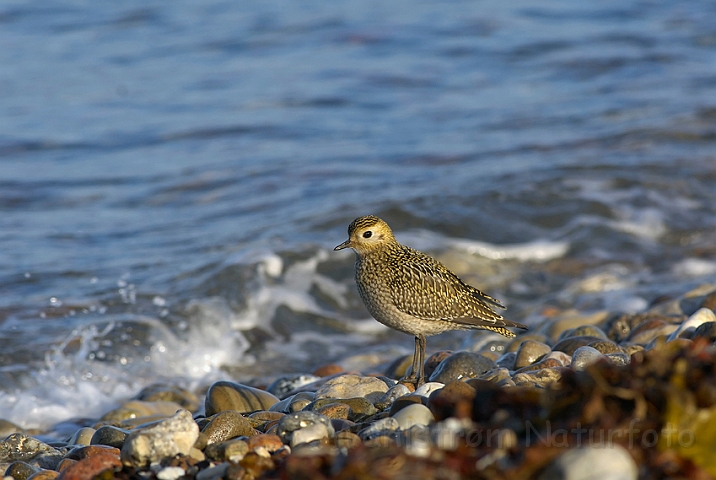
545 311 609 342
269 391 315 414
64 445 121 461
587 340 623 355
56 448 121 480
557 325 608 341
5 461 40 480
624 319 670 344
313 403 352 420
100 400 184 422
513 340 552 369
267 374 321 399
374 384 411 411
495 351 516 370
667 308 716 341
389 395 428 416
334 431 361 450
26 471 58 480
513 357 563 374
67 428 95 446
552 336 606 356
428 351 495 383
134 384 200 412
200 410 254 447
478 367 512 384
428 381 476 421
204 439 249 463
512 367 563 388
359 417 399 442
315 375 389 404
308 397 376 421
120 409 199 468
413 382 445 398
692 322 716 342
391 404 434 430
313 364 344 377
544 351 572 366
275 412 334 446
205 381 279 416
571 346 605 371
423 350 453 380
246 434 283 454
0 433 61 466
605 352 631 367
56 459 76 473
506 333 551 353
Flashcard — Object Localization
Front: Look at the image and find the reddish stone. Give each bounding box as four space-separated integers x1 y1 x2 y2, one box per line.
56 449 121 480
65 445 121 461
313 364 343 377
247 434 284 453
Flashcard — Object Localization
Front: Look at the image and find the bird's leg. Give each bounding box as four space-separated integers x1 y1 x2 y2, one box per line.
416 334 426 386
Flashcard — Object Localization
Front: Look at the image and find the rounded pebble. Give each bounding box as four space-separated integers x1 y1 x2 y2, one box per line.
571 346 605 371
413 382 445 398
538 445 637 480
67 428 95 446
275 412 334 446
205 381 279 416
359 417 399 442
200 410 254 446
391 404 434 430
90 426 130 449
314 375 389 403
120 409 199 468
513 341 552 369
268 391 315 414
429 351 495 383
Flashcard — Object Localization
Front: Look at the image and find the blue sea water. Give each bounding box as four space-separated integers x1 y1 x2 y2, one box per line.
1 0 716 429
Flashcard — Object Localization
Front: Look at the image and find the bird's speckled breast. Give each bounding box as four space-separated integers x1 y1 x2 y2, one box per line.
354 252 455 336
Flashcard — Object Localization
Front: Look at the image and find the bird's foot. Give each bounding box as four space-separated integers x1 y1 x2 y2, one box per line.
398 374 424 388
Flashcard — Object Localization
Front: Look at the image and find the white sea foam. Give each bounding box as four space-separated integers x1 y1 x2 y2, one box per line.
672 258 716 277
399 230 569 262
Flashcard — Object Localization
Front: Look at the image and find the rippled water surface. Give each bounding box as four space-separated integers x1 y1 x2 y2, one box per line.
1 0 716 428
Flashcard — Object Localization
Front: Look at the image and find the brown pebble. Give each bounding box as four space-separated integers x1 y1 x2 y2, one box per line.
313 364 344 377
314 403 352 420
423 350 453 379
65 445 121 461
247 434 284 453
55 459 77 473
334 431 361 449
429 381 476 421
513 357 563 374
363 436 395 448
56 449 121 480
26 472 58 480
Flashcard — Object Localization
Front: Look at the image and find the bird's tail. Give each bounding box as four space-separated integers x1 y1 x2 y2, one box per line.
480 318 528 338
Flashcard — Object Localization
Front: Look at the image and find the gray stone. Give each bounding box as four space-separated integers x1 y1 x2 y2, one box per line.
267 374 321 399
374 384 411 410
315 375 389 404
67 427 96 446
359 417 399 442
692 321 716 342
667 308 716 341
91 425 130 449
276 411 334 446
428 351 495 383
0 433 61 465
413 382 445 398
269 391 315 413
495 351 516 370
538 445 637 480
605 352 631 367
552 336 606 356
391 404 434 430
571 346 605 371
513 341 552 369
478 368 512 384
512 368 562 388
120 409 199 467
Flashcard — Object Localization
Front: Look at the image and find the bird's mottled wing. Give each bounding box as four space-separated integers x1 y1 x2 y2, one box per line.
387 248 505 325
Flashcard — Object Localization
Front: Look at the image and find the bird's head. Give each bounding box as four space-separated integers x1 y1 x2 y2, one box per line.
334 215 395 255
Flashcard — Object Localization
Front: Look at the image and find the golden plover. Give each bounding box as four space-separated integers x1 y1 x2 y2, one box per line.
335 215 528 385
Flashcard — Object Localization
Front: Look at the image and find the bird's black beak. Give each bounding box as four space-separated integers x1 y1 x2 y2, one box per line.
334 239 351 251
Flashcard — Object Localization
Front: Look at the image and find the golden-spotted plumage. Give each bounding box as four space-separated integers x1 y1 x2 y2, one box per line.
335 215 527 385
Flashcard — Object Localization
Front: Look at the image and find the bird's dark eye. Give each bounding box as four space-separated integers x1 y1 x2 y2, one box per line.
363 231 372 238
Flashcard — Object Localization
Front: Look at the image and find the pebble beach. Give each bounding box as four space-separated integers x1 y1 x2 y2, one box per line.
2 284 716 480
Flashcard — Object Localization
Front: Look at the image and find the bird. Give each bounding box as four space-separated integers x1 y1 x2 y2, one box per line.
334 215 528 386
